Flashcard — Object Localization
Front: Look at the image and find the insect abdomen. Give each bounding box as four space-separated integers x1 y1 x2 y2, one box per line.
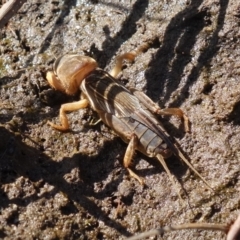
123 115 170 158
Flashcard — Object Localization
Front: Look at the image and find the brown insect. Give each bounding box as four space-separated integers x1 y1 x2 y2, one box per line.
46 44 212 199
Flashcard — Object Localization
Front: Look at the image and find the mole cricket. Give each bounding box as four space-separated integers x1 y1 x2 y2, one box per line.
46 43 212 199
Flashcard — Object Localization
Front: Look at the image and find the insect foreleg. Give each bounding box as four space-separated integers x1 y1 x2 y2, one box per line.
47 98 89 131
131 89 189 132
46 71 66 92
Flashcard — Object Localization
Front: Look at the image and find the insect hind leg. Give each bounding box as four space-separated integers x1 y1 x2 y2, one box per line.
131 89 189 132
156 154 184 203
123 134 144 185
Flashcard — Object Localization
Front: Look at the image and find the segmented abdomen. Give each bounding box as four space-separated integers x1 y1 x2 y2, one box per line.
121 112 170 158
82 69 172 158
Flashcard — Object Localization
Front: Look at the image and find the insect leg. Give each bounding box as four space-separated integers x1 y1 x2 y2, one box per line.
47 98 89 131
156 154 183 202
98 111 144 184
156 108 189 132
131 89 189 132
46 71 66 92
123 134 144 185
133 89 212 190
110 43 150 78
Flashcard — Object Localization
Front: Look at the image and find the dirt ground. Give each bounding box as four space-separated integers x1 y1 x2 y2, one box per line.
0 0 239 239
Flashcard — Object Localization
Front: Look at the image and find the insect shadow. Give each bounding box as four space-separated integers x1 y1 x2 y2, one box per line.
144 0 229 106
87 0 149 68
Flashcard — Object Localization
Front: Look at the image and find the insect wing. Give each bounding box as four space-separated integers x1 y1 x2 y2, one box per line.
81 69 176 154
81 69 141 117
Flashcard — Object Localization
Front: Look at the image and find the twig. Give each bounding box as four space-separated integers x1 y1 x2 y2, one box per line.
126 222 228 240
0 0 27 28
